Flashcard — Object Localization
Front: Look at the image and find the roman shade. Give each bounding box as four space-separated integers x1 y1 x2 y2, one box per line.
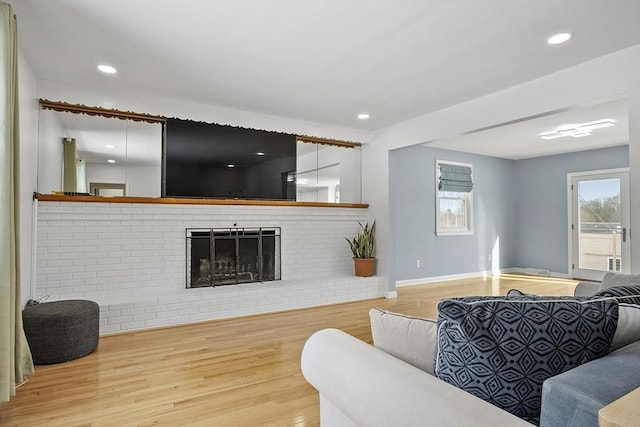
438 163 473 193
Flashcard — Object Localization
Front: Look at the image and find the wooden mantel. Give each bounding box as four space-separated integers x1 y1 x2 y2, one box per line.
34 193 368 208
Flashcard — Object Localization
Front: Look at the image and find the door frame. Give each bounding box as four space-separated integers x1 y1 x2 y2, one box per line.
567 167 630 280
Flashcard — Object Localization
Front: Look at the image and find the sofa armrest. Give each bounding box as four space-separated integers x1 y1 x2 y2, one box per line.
574 281 602 297
301 328 533 427
540 340 640 427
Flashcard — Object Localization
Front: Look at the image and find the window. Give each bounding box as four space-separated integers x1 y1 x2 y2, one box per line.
607 257 621 272
436 160 473 236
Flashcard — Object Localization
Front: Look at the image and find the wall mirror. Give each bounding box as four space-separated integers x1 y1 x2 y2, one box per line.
37 101 363 203
296 140 361 203
38 107 163 197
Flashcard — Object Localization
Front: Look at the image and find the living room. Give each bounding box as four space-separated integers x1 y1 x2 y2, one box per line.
1 1 640 425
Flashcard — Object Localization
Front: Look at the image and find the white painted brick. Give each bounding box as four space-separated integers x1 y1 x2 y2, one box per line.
107 315 133 325
119 308 139 316
120 321 146 330
157 310 180 319
133 312 156 322
104 310 121 318
144 319 169 328
100 325 121 334
110 303 134 310
35 201 379 333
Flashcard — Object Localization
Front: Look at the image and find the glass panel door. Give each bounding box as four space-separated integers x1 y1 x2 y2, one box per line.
214 238 237 285
571 171 630 281
238 237 259 284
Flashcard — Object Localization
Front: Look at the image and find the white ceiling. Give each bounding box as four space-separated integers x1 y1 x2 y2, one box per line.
427 96 629 159
10 0 640 132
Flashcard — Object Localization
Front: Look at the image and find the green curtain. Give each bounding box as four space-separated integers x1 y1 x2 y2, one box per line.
0 1 34 403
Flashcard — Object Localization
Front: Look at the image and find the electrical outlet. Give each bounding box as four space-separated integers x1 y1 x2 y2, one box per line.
416 259 421 268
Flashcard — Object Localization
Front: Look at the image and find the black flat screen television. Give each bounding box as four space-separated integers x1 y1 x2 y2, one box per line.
163 118 297 200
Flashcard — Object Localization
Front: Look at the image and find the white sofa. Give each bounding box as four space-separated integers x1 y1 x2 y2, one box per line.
301 275 640 427
301 327 640 427
301 328 533 427
574 272 640 296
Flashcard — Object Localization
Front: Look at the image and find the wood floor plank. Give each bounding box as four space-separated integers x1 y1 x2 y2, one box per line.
0 274 578 426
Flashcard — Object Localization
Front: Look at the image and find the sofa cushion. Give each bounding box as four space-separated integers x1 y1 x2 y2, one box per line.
612 304 640 350
540 339 640 427
369 308 438 375
574 273 640 297
434 296 618 425
601 272 640 288
508 288 640 351
593 284 640 305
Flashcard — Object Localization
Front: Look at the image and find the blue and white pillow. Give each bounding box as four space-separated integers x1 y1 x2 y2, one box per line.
434 296 618 425
593 284 640 305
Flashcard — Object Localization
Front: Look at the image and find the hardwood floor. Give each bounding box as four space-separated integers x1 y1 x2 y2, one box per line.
0 274 578 427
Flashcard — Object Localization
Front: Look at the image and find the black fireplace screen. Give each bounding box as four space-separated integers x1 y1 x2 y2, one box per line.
186 228 281 288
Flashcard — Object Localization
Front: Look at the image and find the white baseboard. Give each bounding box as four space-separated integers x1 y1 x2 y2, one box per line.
395 268 570 288
384 291 398 298
508 267 571 279
396 270 493 287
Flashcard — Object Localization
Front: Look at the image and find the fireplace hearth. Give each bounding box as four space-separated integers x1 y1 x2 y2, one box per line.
186 228 281 288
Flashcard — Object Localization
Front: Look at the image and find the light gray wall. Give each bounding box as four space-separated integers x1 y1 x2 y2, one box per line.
389 144 629 283
389 145 516 282
514 145 629 274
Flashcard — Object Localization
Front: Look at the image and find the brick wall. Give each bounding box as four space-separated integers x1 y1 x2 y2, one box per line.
35 201 384 334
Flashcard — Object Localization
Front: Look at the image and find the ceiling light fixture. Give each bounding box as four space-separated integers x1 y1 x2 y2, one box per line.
97 64 117 74
547 32 572 45
107 159 116 163
357 113 370 120
227 164 235 168
256 152 265 156
538 119 616 140
105 144 115 149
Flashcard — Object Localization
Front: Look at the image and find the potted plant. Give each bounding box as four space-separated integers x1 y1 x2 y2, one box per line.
345 220 376 277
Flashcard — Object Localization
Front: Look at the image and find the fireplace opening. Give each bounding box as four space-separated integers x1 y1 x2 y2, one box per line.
186 228 281 288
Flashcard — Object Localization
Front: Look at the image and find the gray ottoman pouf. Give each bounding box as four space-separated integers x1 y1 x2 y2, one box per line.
22 300 99 365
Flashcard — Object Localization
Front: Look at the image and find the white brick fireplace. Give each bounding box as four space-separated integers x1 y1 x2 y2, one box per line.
34 200 384 334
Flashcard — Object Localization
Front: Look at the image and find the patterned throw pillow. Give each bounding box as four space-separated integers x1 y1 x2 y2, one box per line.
593 284 640 305
434 296 618 425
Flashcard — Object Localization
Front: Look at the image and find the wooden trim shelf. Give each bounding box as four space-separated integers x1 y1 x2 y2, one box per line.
34 193 368 208
39 99 166 124
296 134 361 148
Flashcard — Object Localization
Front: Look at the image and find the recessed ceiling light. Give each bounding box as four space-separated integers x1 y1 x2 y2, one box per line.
97 64 117 74
107 159 116 163
227 164 235 168
547 32 572 45
357 113 370 120
105 144 115 149
256 152 265 156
